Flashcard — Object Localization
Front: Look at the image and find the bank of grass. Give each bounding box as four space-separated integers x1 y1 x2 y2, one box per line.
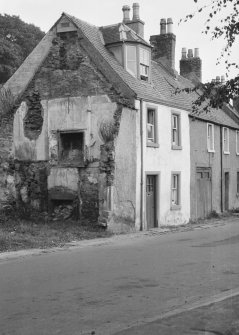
0 214 112 253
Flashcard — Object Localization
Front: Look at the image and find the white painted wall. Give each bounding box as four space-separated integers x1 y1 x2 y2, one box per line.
138 100 191 227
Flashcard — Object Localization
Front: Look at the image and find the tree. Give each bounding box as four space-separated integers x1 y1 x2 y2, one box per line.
180 0 239 112
0 14 44 84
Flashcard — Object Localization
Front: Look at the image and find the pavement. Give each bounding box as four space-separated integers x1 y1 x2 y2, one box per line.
1 215 239 335
114 292 239 334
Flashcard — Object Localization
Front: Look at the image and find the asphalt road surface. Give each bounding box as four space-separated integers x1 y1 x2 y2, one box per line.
1 217 239 335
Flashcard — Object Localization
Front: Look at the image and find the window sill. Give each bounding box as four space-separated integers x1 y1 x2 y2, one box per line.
207 149 215 153
171 145 182 150
223 151 230 155
171 204 181 211
236 153 239 156
147 142 159 148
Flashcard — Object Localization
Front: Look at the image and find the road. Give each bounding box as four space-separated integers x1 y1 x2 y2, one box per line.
1 217 239 335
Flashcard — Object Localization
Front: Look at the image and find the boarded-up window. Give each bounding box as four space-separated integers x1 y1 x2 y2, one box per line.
59 131 84 165
126 45 137 77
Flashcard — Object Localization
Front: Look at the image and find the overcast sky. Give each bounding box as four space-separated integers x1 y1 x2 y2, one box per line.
1 0 238 82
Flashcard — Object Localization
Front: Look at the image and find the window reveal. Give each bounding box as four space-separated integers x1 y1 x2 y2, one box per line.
171 174 179 206
59 132 84 165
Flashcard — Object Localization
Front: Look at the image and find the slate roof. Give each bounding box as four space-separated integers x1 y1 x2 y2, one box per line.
100 23 150 47
3 11 239 129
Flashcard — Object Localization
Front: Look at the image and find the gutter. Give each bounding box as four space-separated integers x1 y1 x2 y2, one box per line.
140 99 144 231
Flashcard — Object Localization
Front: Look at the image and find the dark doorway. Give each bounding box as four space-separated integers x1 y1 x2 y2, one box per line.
146 175 157 229
196 168 212 218
224 172 229 211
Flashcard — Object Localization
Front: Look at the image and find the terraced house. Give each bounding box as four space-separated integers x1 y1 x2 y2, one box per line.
0 4 238 231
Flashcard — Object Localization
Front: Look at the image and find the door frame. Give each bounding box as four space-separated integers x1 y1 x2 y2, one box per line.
145 171 160 229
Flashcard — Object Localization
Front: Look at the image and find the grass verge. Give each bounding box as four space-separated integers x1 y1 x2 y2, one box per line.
0 216 112 253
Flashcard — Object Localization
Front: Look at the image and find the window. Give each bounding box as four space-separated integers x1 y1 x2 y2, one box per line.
140 48 150 81
223 127 230 154
207 123 215 152
126 45 137 77
237 171 239 194
171 173 181 208
147 108 157 145
59 131 84 166
236 131 239 155
171 113 181 148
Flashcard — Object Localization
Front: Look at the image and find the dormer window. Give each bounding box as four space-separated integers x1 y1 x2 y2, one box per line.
140 47 150 81
125 44 151 82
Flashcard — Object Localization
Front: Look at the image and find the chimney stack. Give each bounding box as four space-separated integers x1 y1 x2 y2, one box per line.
132 2 140 20
122 5 131 23
150 17 176 69
180 47 202 82
123 3 145 38
160 18 167 34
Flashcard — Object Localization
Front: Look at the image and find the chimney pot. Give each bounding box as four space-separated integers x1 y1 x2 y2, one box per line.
181 47 187 59
132 3 140 20
212 79 216 83
160 18 167 35
122 5 131 23
167 18 173 34
188 49 193 58
216 76 221 83
194 48 199 58
221 75 225 83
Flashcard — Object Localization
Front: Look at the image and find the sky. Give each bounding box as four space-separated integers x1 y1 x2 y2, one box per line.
1 0 238 82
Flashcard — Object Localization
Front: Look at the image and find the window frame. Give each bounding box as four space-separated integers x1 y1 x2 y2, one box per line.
171 172 181 210
146 106 158 147
223 127 230 154
171 112 182 150
236 130 239 155
139 47 150 82
207 123 215 153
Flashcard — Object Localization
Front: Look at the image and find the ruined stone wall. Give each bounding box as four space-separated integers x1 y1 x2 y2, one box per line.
11 31 129 222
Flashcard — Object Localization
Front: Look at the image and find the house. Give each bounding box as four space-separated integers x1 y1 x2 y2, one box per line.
0 4 238 231
176 48 239 219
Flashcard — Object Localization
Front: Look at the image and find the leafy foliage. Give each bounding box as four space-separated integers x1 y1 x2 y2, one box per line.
180 0 239 112
0 87 15 116
0 14 44 84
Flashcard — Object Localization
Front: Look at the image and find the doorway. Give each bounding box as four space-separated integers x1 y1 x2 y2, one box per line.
146 175 157 228
196 168 212 218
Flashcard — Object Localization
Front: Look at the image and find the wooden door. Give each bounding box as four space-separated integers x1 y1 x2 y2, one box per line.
146 175 156 229
224 172 229 211
196 168 212 218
